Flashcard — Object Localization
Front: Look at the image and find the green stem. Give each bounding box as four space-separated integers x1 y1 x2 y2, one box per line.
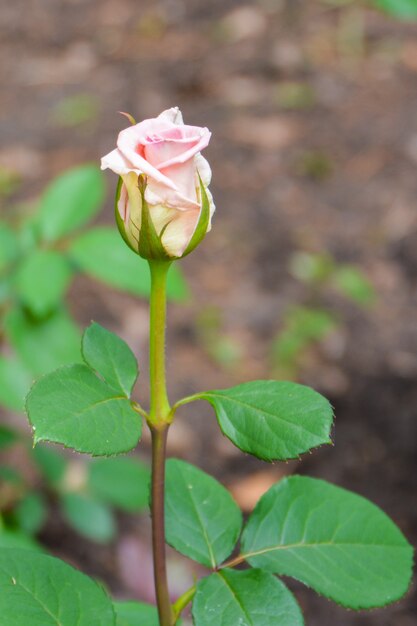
218 554 246 569
148 260 172 426
169 393 203 421
172 585 196 620
147 260 174 626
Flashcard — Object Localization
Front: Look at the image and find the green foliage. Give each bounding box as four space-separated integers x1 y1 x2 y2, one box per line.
88 457 150 512
5 307 81 376
26 364 142 456
374 0 417 18
193 569 304 626
295 150 333 181
0 168 21 199
272 307 336 377
289 251 334 284
273 251 376 376
15 249 73 317
241 476 413 609
289 251 375 304
0 530 42 552
0 163 189 408
165 459 242 568
61 492 116 543
0 426 19 449
53 94 99 127
0 356 32 411
0 549 115 625
199 381 333 461
69 227 188 300
82 322 139 396
37 165 105 242
14 493 47 535
32 444 68 487
0 222 18 271
332 265 375 305
275 81 316 111
114 601 159 626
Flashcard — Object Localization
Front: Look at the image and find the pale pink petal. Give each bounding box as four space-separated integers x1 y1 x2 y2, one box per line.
117 125 178 190
160 208 200 257
146 176 199 211
157 107 184 125
159 160 198 205
194 153 212 187
101 148 134 175
154 128 211 170
144 136 199 170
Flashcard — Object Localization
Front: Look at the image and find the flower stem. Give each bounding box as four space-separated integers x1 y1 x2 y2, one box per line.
151 425 173 626
148 260 172 426
147 259 174 626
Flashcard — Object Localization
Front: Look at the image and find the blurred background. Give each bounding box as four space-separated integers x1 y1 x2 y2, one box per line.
1 0 416 624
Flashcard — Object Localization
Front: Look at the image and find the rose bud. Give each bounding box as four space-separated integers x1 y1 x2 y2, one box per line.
101 107 215 260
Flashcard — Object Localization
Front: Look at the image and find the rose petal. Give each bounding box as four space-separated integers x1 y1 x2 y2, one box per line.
160 207 200 257
116 124 178 190
158 107 184 125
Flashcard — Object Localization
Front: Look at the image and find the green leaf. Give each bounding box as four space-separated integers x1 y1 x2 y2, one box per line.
37 165 106 241
0 549 115 625
165 459 242 568
198 381 333 461
114 602 159 626
88 457 150 512
15 249 73 317
69 227 188 301
0 530 42 552
61 492 116 543
5 307 81 376
272 307 336 375
332 265 375 306
0 355 32 412
193 569 304 626
15 492 47 535
0 466 23 486
0 426 19 449
26 364 142 456
241 476 414 609
374 0 417 19
82 322 138 396
182 177 210 257
0 222 18 273
31 444 68 487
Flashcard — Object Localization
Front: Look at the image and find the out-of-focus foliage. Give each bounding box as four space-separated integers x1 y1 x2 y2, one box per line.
322 0 417 19
0 164 187 399
2 435 150 545
374 0 417 19
272 251 375 377
0 164 184 546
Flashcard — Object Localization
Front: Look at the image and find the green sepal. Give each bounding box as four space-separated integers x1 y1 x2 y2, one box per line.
182 175 210 257
114 177 138 253
137 175 172 261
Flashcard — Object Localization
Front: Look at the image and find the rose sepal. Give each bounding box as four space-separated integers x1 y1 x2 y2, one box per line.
114 177 137 253
181 175 211 258
137 176 172 261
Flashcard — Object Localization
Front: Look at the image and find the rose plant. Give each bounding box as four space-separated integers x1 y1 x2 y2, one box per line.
0 108 412 625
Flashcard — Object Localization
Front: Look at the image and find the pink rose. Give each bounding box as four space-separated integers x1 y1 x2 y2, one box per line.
101 107 215 258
